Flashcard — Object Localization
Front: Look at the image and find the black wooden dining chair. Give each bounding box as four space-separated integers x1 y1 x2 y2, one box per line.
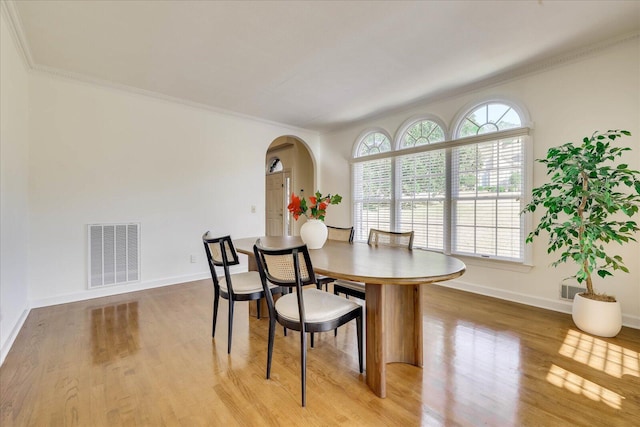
253 239 363 407
315 225 354 291
333 228 414 301
202 232 283 354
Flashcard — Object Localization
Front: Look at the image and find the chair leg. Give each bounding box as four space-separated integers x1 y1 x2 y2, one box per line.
212 291 220 337
266 318 276 379
256 299 261 319
227 300 234 354
333 288 339 336
356 315 363 373
311 332 314 348
300 327 307 407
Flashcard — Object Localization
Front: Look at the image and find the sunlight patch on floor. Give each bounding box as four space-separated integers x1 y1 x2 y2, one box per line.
558 329 639 378
546 364 623 409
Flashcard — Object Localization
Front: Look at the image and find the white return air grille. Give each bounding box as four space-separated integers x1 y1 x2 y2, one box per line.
88 223 140 288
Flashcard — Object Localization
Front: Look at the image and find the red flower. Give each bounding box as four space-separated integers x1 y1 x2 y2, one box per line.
287 191 342 221
287 194 302 220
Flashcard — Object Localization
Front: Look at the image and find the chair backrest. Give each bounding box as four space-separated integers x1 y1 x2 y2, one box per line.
202 232 240 292
253 239 317 322
326 225 354 243
367 229 414 249
253 240 316 288
202 232 240 267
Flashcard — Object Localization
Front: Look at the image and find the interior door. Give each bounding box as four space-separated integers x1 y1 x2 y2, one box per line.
265 172 285 236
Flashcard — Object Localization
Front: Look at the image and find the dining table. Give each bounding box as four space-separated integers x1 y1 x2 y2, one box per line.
233 236 466 398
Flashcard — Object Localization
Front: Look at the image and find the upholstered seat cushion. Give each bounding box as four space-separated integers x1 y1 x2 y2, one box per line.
219 271 275 294
334 279 365 293
275 288 360 323
316 274 334 283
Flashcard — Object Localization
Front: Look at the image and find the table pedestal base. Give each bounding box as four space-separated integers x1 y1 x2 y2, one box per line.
366 283 423 398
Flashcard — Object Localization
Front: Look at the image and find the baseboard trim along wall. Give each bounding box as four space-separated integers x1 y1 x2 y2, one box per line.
436 279 640 330
29 272 211 309
1 308 30 366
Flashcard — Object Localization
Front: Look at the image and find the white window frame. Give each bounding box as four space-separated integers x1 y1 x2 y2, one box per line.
351 100 533 267
393 116 449 251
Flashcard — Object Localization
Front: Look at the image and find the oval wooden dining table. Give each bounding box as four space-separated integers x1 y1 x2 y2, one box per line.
233 236 466 398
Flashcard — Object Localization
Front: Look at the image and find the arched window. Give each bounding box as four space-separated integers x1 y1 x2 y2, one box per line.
356 131 392 157
450 101 528 260
350 100 530 263
400 119 445 148
352 130 393 237
457 102 522 137
266 156 283 174
396 119 447 250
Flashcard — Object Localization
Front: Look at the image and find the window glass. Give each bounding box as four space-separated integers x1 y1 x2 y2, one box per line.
458 103 521 138
357 132 391 157
401 120 445 148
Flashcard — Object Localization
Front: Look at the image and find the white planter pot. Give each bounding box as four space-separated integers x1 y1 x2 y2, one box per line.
572 293 622 337
299 219 328 249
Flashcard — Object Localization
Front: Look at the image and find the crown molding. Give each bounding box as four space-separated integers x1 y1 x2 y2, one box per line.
320 31 640 134
30 62 319 135
3 0 636 135
1 0 34 69
0 0 317 136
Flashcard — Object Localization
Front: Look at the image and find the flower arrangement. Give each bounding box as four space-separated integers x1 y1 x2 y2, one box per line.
288 191 342 221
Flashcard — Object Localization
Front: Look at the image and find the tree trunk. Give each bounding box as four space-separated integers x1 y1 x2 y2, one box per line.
578 171 594 295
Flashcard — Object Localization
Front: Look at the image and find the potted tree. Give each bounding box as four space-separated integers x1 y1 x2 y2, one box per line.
522 129 640 337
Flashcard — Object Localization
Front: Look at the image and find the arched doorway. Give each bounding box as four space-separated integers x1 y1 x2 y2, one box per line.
265 136 314 236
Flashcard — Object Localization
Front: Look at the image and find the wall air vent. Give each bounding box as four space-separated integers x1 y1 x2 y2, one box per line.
560 282 586 301
88 223 140 288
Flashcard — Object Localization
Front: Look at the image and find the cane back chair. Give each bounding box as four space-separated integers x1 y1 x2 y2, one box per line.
253 239 363 407
202 232 282 353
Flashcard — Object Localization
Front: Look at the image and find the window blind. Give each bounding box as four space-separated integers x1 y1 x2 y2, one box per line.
451 137 524 260
352 158 392 241
397 149 446 251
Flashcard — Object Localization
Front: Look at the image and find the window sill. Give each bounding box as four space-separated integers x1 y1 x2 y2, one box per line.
454 254 533 273
416 249 533 273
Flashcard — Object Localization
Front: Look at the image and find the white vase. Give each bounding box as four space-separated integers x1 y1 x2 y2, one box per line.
572 293 622 337
299 219 328 249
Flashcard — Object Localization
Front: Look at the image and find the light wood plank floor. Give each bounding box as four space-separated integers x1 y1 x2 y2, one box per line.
1 280 639 426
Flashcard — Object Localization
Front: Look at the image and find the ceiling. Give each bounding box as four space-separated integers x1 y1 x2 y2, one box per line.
8 0 640 132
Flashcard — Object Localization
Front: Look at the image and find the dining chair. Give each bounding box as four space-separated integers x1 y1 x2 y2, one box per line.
253 239 363 407
315 225 354 291
202 232 283 354
333 228 414 301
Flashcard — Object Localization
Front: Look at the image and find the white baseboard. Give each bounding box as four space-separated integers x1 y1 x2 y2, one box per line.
0 308 30 366
29 272 211 309
436 279 640 330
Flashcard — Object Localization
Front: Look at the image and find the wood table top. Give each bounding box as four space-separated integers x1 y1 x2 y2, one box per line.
233 236 466 285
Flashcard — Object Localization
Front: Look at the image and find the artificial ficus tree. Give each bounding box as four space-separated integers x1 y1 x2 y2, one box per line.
522 130 640 301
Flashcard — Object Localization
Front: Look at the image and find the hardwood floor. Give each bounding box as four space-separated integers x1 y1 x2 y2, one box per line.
1 280 639 426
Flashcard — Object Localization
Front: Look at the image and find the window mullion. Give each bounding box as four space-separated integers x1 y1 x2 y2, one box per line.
445 147 452 255
391 156 398 231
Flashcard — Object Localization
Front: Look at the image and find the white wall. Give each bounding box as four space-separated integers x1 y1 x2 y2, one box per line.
318 38 640 327
0 10 30 362
26 73 318 306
